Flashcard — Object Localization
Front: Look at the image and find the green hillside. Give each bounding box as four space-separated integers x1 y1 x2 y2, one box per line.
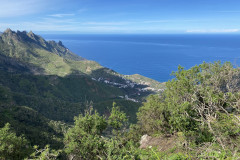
0 29 163 151
0 29 163 97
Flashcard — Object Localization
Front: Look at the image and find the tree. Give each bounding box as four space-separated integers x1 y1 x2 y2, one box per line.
64 104 145 159
0 123 30 160
137 62 240 156
25 145 60 160
64 108 108 160
108 102 128 131
137 94 171 134
0 86 12 103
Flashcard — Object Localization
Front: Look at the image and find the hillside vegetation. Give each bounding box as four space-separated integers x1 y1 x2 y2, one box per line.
0 29 239 159
1 60 239 159
63 62 240 159
0 29 162 155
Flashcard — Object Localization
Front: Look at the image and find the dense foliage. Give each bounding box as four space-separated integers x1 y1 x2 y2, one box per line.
64 107 108 159
0 123 30 160
138 62 240 158
26 145 60 160
63 105 168 160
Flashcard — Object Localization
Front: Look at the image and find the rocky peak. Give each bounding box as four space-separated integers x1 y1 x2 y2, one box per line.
28 30 34 35
3 28 15 37
27 31 35 38
1 29 84 61
16 30 29 40
4 28 13 34
2 28 20 42
3 29 35 41
58 41 64 47
27 30 38 41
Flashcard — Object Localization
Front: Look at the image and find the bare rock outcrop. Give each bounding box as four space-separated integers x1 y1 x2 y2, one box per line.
140 134 180 151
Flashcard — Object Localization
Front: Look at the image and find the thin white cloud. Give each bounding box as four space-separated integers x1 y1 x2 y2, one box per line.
82 21 131 25
0 20 167 33
42 18 76 23
216 11 240 13
143 19 200 23
143 20 172 23
186 29 240 33
49 13 75 18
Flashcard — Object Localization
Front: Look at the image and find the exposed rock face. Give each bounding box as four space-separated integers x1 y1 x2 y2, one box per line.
140 134 180 151
140 134 152 149
4 28 13 34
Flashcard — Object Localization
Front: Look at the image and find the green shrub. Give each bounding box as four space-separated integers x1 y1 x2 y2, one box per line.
137 62 240 153
0 123 31 160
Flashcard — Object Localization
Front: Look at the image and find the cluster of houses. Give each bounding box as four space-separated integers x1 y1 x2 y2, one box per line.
91 77 137 89
118 95 139 103
91 75 164 102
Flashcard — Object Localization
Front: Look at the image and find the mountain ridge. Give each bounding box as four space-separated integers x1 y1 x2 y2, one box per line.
0 29 164 94
0 29 163 148
1 28 84 61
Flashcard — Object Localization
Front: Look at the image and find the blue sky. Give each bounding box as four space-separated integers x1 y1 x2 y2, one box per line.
1 0 240 34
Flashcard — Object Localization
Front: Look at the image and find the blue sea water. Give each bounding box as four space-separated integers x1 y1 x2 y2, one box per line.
41 34 240 82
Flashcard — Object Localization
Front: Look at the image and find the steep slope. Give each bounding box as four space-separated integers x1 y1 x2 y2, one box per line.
0 29 90 76
0 29 163 99
0 56 126 122
1 29 84 61
0 103 65 149
0 29 163 147
0 84 66 149
0 29 165 118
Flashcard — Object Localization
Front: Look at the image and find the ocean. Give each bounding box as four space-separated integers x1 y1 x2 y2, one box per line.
41 34 240 82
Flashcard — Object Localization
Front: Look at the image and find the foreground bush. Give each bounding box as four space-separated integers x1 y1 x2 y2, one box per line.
0 123 30 160
138 62 240 158
63 105 175 160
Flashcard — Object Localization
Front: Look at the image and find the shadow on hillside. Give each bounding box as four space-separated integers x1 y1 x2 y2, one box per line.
0 105 64 149
68 68 87 76
0 54 45 75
